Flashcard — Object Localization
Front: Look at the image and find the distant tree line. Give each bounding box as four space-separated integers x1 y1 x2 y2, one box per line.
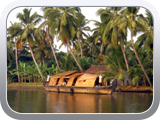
7 7 153 87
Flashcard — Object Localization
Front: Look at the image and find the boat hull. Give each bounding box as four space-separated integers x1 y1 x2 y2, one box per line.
44 79 117 95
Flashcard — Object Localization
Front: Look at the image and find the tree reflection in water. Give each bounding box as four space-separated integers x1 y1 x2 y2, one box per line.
7 89 153 113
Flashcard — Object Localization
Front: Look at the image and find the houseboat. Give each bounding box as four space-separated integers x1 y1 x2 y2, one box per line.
44 70 117 95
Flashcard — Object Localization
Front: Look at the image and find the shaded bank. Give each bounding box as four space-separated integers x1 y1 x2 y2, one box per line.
7 84 153 93
115 86 153 93
7 84 44 90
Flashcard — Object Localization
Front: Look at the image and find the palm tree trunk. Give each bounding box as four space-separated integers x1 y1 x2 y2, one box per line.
100 43 103 55
131 33 152 88
136 81 139 87
21 76 23 83
29 46 45 86
78 38 83 58
121 79 124 86
120 44 132 81
50 39 61 71
42 57 45 67
143 75 147 86
47 26 61 71
15 38 20 83
34 75 35 83
120 44 129 71
67 42 83 72
24 76 26 83
67 46 69 56
29 75 30 83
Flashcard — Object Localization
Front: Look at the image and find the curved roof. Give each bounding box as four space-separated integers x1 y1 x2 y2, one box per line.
85 65 108 74
78 73 99 81
52 71 80 78
64 73 83 78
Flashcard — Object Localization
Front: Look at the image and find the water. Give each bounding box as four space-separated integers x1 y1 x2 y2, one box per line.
7 89 153 113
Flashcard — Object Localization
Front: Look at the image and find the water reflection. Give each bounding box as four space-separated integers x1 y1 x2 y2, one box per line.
7 89 153 113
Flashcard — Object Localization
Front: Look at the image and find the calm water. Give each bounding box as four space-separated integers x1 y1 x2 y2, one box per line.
7 89 153 113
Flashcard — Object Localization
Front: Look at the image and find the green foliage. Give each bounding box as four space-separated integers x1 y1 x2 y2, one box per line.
7 7 153 87
77 57 98 71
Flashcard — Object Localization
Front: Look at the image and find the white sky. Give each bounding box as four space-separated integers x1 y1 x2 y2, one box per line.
7 7 146 52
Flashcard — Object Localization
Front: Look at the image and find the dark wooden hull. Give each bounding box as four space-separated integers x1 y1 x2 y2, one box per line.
44 79 117 95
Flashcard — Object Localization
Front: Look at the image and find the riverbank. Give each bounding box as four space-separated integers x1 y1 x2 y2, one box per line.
7 83 44 90
115 86 153 93
7 83 153 92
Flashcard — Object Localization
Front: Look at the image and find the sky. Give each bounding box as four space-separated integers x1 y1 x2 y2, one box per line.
7 7 146 52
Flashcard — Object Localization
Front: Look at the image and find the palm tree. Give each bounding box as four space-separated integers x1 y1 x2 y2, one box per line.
101 45 126 86
16 8 46 86
43 7 83 72
96 7 130 74
59 53 77 71
92 20 105 55
126 43 153 87
7 22 22 83
119 7 152 88
33 29 53 66
33 44 52 66
135 10 153 51
7 37 14 62
74 13 91 58
35 11 61 71
83 35 100 59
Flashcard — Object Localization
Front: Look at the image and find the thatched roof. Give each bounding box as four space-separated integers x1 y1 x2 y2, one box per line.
78 73 99 81
65 73 83 78
52 71 80 78
85 65 108 74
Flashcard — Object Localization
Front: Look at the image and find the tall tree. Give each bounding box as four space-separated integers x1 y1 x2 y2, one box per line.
16 8 46 86
92 20 105 56
97 7 130 73
136 10 153 51
74 13 91 58
119 7 152 87
101 45 126 86
44 7 83 72
35 11 61 71
7 22 22 83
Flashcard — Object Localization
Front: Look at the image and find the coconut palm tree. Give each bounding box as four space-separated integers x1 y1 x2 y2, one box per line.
126 42 153 87
96 7 130 74
35 12 61 71
16 8 46 86
135 10 153 51
7 37 14 62
101 45 126 86
33 44 52 66
81 35 100 59
74 13 91 58
43 7 83 72
119 7 152 88
7 22 23 83
92 20 105 55
33 30 53 66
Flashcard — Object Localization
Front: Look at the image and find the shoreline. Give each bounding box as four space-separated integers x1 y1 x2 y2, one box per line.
115 86 153 93
7 84 44 90
7 84 153 93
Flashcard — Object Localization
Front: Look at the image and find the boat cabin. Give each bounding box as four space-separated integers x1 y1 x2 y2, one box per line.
48 71 105 87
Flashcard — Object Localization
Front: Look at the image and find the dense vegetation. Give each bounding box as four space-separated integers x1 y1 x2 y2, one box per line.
7 7 153 87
